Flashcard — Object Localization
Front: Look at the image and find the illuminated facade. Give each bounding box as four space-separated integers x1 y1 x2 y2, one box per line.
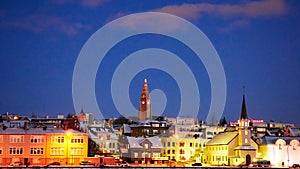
204 94 258 166
161 136 206 163
257 136 300 167
120 136 167 164
0 128 88 166
138 79 152 121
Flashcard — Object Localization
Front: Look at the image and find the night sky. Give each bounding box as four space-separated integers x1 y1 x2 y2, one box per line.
1 0 300 126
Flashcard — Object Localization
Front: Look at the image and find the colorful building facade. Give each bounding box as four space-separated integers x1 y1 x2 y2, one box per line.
0 127 88 166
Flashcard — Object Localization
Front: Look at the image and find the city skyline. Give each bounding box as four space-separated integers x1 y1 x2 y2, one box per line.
0 1 300 126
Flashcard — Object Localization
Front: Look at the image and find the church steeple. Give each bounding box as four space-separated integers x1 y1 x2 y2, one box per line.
240 94 248 119
138 79 152 121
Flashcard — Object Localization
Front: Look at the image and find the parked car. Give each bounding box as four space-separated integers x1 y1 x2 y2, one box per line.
192 162 202 166
80 161 95 166
117 161 129 167
291 164 300 169
46 162 60 167
10 161 22 166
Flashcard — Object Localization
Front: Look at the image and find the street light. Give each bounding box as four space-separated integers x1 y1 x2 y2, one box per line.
66 130 72 165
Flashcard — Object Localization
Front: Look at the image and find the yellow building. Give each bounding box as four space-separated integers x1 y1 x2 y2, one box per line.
161 136 206 163
0 127 88 166
204 94 258 166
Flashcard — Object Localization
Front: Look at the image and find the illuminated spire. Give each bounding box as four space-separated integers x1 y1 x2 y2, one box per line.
138 78 151 121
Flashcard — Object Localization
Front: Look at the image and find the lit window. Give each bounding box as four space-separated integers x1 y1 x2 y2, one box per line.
245 139 248 144
9 135 24 143
30 136 45 143
179 142 184 147
50 147 64 155
179 149 185 154
71 148 84 155
245 131 248 135
30 147 44 155
51 136 64 143
144 143 149 149
9 147 23 155
142 152 149 158
71 136 84 143
134 152 138 158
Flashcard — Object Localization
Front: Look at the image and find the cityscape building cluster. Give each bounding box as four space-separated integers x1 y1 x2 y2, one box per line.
0 79 299 167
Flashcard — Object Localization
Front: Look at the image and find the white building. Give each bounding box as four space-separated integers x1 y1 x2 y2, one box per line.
257 136 300 167
87 125 119 155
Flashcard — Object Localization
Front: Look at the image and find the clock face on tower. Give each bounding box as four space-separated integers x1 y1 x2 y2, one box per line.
142 101 145 104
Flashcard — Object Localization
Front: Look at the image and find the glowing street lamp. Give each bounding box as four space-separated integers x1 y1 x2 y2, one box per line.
65 130 72 165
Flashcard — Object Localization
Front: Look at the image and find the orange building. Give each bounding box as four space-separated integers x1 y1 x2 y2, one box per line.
0 127 88 166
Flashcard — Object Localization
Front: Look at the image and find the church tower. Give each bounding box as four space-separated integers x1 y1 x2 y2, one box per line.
138 79 152 121
235 92 256 166
238 94 251 146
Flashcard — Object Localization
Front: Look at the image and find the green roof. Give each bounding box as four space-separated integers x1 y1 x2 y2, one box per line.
206 131 238 145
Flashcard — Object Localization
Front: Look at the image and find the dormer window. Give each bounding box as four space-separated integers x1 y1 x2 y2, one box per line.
144 143 149 149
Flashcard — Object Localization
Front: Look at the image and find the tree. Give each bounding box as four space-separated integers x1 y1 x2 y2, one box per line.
88 138 101 157
219 117 227 126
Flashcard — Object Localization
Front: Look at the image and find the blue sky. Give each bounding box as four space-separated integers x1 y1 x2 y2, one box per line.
0 0 300 126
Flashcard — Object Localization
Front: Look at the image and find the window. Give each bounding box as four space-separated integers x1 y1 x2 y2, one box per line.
293 145 297 150
167 150 170 154
245 139 248 144
190 143 193 147
152 153 160 158
179 142 184 147
195 143 198 147
106 135 110 140
245 130 248 135
9 147 23 155
279 144 282 150
172 149 175 154
71 148 84 155
179 149 185 154
0 135 3 143
50 147 64 155
134 152 138 158
142 152 149 158
71 136 84 143
30 147 44 155
0 147 2 154
167 142 170 147
98 135 103 140
51 136 64 143
152 124 159 127
30 136 45 143
9 135 24 143
144 143 149 149
172 142 175 146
